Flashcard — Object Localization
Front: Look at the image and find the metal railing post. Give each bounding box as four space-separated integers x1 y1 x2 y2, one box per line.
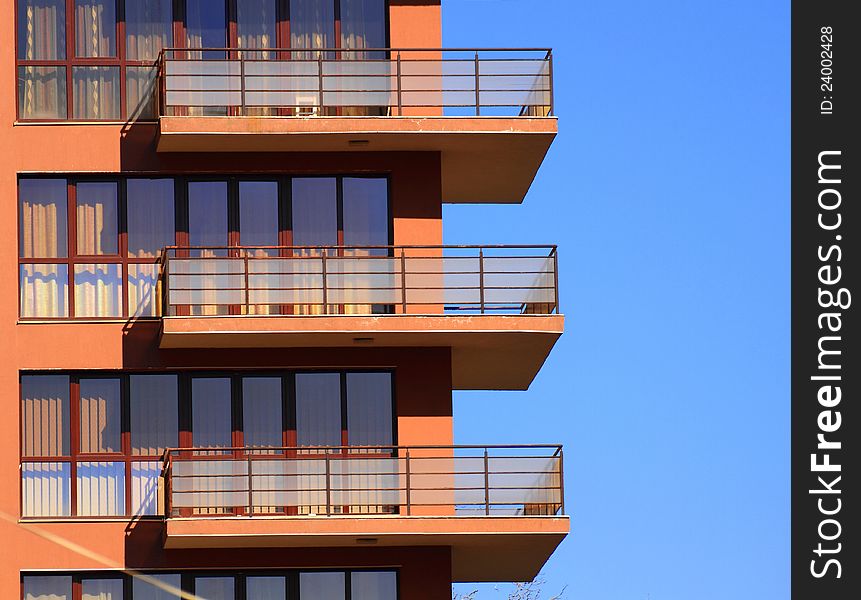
396 52 403 116
162 251 171 317
557 447 565 515
244 253 250 313
547 50 555 116
239 53 246 115
478 248 485 314
405 448 411 516
321 249 328 313
474 51 481 116
552 247 559 313
483 448 490 515
247 454 253 514
324 453 332 515
400 248 407 313
318 54 324 113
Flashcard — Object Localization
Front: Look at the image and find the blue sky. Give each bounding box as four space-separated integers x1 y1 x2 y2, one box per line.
443 1 790 599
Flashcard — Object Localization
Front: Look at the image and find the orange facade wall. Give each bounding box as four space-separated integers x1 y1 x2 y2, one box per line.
1 1 451 597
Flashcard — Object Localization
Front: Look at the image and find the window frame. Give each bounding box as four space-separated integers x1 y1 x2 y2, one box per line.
15 0 392 121
17 174 392 320
21 569 400 600
20 369 397 519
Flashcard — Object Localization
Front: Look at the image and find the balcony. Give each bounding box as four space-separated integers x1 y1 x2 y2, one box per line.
154 48 557 203
159 445 569 582
157 245 564 390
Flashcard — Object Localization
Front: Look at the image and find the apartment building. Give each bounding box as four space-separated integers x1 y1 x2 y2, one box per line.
3 1 567 598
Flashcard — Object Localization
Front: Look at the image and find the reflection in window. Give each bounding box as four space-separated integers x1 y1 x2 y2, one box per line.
243 377 283 449
19 178 68 258
127 179 175 257
126 65 159 119
186 0 226 58
23 575 72 600
77 461 126 516
192 378 233 450
20 263 69 318
76 182 118 255
74 263 123 317
340 0 387 56
131 461 161 516
75 1 116 57
126 0 172 61
73 66 121 119
22 462 71 517
195 577 235 600
246 576 287 600
295 374 342 448
18 66 67 119
237 0 278 55
346 373 393 447
82 577 124 600
290 0 335 57
188 181 229 250
17 0 66 60
130 374 178 456
21 375 70 457
239 181 279 248
128 264 160 318
351 572 398 600
343 178 389 252
292 178 338 247
300 573 345 600
79 378 121 453
133 574 183 600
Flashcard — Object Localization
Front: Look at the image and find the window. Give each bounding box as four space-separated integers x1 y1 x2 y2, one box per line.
21 370 393 518
20 175 391 319
17 1 390 121
24 571 396 600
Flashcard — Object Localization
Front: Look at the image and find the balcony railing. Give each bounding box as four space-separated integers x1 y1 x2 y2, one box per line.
157 48 554 117
161 445 564 518
159 245 559 317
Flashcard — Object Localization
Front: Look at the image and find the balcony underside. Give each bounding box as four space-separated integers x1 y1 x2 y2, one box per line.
155 116 557 204
163 515 569 582
159 314 563 390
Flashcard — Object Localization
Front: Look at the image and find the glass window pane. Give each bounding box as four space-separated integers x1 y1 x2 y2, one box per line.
19 178 68 258
238 0 278 53
300 573 345 600
75 1 117 57
80 378 122 453
133 574 182 600
240 181 279 247
343 178 389 252
130 374 178 456
20 264 69 318
292 178 337 248
76 181 119 255
129 264 160 318
351 572 397 600
22 462 71 517
82 578 124 600
189 181 229 251
21 375 70 457
73 66 121 119
340 0 386 56
296 374 342 447
74 263 123 317
243 377 282 448
18 65 67 119
131 460 161 516
77 461 126 516
192 378 232 450
17 0 66 60
186 0 226 58
128 178 175 257
126 0 172 61
346 373 393 447
246 576 287 600
195 577 234 600
127 65 159 119
290 0 334 57
23 575 72 600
